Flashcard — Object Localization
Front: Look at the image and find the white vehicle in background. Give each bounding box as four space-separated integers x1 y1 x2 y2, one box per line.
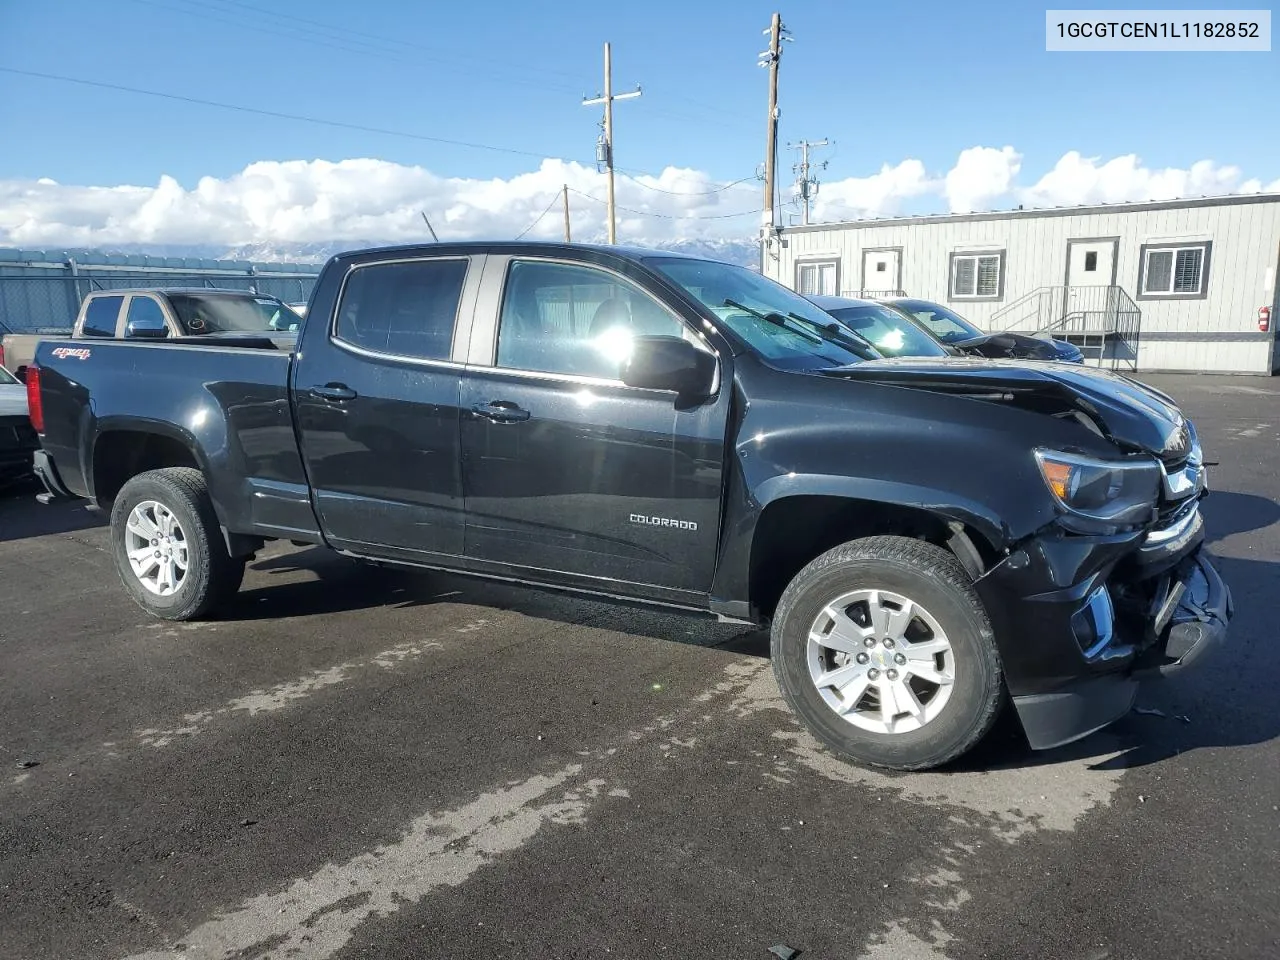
0 363 37 483
288 301 309 318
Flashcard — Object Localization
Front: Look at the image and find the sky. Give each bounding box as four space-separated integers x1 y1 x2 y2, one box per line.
0 0 1277 250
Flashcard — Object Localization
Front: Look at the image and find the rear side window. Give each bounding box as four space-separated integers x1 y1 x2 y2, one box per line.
81 296 124 338
334 259 468 361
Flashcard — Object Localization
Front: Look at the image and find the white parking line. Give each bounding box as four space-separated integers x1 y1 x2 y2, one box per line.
122 766 604 960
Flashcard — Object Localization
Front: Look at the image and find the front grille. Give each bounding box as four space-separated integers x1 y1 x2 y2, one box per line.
1155 495 1198 531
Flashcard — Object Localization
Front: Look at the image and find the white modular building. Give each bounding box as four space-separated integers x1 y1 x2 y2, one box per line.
762 193 1280 374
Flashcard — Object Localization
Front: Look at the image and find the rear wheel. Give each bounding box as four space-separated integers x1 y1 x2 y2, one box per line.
109 467 245 621
771 535 1003 770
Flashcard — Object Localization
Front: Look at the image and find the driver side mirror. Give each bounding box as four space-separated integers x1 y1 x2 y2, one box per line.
125 320 169 340
621 335 716 400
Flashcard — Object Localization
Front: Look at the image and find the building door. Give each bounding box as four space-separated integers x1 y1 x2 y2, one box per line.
1064 238 1119 325
861 248 901 297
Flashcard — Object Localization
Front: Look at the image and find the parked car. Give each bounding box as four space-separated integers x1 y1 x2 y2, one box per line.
24 242 1230 771
0 287 300 380
0 362 37 483
806 295 953 358
288 301 309 318
881 296 1085 363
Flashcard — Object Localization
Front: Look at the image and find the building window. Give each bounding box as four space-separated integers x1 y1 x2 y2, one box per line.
948 251 1004 301
1084 251 1098 272
795 259 839 296
1137 242 1211 299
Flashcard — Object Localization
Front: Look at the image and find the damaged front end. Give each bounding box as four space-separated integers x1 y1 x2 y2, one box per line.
973 423 1232 750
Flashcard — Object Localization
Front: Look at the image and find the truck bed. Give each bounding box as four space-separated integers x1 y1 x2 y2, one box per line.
33 335 319 542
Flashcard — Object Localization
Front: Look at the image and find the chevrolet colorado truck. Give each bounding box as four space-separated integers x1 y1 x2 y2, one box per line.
0 287 300 380
24 242 1231 770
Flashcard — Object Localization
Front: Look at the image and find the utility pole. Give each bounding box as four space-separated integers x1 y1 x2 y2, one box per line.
583 42 641 244
789 138 829 225
758 13 788 233
562 184 571 242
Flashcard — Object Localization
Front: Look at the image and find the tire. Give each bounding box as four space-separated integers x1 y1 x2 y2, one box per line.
109 467 246 621
770 535 1003 771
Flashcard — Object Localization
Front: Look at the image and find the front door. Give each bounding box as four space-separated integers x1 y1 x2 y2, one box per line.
293 254 477 559
1064 238 1118 322
861 248 901 297
459 256 729 597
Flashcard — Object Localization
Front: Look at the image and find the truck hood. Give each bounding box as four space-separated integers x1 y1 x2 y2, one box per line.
823 356 1190 460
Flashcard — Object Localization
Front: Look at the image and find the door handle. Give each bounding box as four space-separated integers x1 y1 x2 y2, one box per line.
310 384 357 402
472 400 531 423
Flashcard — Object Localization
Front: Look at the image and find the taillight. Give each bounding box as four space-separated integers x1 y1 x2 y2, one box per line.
26 364 44 433
0 343 6 370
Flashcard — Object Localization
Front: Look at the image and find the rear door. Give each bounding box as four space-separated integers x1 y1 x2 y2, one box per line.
292 253 481 560
457 254 730 599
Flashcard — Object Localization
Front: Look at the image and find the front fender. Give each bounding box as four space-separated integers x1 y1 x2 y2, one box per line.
752 472 1011 550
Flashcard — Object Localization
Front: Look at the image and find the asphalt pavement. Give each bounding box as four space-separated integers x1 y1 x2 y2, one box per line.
1 372 1277 960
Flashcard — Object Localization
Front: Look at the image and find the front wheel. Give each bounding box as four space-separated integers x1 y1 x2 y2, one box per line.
771 535 1004 771
109 467 245 621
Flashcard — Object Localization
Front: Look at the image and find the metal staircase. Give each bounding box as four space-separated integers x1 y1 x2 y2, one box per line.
988 285 1141 370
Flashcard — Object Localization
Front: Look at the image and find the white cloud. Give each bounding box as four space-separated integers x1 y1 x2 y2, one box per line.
1018 151 1260 208
810 158 938 222
0 158 762 249
945 146 1022 213
0 150 1276 252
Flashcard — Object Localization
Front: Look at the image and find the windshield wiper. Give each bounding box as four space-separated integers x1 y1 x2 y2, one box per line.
722 299 823 343
784 311 878 355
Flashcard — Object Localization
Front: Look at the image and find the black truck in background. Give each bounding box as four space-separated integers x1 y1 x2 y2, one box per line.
25 242 1231 770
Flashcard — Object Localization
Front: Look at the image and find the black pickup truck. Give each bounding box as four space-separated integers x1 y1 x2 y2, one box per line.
25 242 1231 770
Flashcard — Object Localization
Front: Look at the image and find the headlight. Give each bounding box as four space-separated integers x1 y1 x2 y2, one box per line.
1034 448 1160 525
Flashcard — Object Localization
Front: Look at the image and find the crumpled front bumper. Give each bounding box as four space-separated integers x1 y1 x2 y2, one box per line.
1133 549 1233 677
974 516 1233 751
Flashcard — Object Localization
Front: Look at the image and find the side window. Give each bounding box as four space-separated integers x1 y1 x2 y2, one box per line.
124 296 168 337
496 260 687 379
334 258 468 361
80 296 124 338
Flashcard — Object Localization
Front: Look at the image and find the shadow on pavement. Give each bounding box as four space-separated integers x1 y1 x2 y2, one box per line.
0 482 106 544
1201 490 1280 545
233 545 767 651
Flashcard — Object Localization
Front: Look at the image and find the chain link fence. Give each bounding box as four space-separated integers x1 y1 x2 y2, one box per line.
0 272 319 335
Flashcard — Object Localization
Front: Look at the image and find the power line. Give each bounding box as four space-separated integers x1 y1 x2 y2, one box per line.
615 172 758 196
0 67 583 163
206 0 758 128
566 189 757 221
208 0 587 83
513 194 564 240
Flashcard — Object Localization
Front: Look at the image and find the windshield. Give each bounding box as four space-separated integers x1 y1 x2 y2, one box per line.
167 294 300 335
647 257 880 369
893 299 983 345
0 365 17 385
823 304 949 358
